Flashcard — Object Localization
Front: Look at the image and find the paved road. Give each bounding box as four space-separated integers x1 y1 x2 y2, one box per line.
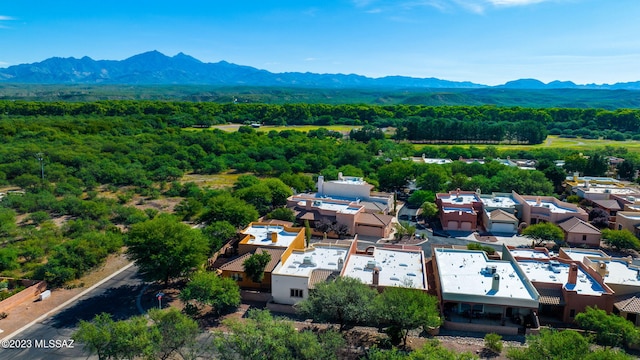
0 265 145 360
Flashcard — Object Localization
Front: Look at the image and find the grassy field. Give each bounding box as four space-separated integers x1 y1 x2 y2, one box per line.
414 135 640 153
203 124 361 134
180 172 248 189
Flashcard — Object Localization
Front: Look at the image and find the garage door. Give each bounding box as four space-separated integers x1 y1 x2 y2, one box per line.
492 223 515 233
447 221 458 230
460 222 472 231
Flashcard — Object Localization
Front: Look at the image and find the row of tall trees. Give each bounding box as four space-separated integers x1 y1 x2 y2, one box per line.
2 101 640 137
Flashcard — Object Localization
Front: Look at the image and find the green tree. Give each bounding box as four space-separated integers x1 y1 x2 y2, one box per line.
297 276 378 331
521 222 565 247
416 165 449 193
377 161 415 193
617 159 637 181
147 308 201 360
506 329 588 360
575 306 640 348
202 220 237 253
212 309 344 360
243 250 271 283
373 287 441 346
564 153 588 175
0 248 20 272
585 152 609 177
0 208 17 238
73 313 156 360
602 229 640 251
421 201 438 220
73 313 118 360
199 193 259 228
126 214 208 286
506 328 632 360
366 339 476 359
407 190 434 209
179 271 241 316
266 207 296 223
484 333 503 354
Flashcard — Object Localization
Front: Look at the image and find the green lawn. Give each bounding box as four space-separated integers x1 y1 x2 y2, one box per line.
414 135 640 153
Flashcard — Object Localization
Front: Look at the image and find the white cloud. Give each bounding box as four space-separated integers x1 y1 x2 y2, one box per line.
0 15 15 21
352 0 560 14
304 57 317 62
488 0 548 5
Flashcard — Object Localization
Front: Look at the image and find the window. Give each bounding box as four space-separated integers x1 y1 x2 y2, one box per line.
290 289 304 298
569 309 575 318
231 273 243 281
619 224 623 230
582 235 587 241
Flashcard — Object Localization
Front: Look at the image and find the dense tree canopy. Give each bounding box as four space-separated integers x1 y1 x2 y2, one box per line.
126 214 208 285
179 271 241 316
574 306 640 348
212 309 345 360
297 276 378 331
521 222 565 246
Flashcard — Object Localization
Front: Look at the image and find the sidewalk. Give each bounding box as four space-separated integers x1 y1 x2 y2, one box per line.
0 253 131 339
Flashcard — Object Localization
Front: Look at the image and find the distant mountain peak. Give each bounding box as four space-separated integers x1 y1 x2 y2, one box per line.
0 51 638 90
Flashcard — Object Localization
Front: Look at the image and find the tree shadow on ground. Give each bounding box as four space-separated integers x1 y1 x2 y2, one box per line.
48 283 144 329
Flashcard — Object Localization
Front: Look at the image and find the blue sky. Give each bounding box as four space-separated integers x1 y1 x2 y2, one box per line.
1 0 638 85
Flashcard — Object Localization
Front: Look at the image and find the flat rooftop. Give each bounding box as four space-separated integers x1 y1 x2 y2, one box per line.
526 200 577 213
517 260 605 296
578 187 638 195
297 199 361 214
273 245 348 277
602 260 640 287
567 176 619 183
242 225 301 248
343 248 427 290
510 249 550 260
619 212 640 221
442 207 476 214
561 248 608 262
481 196 517 208
423 158 452 164
439 194 480 205
330 176 367 185
434 248 539 308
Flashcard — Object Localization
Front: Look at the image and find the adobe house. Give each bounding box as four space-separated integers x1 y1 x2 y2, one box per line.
218 222 305 291
615 212 640 237
556 217 601 247
508 247 615 324
512 191 588 226
436 190 483 231
431 244 540 335
287 195 393 238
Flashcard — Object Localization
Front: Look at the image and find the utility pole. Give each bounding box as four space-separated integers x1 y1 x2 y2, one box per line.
36 152 44 181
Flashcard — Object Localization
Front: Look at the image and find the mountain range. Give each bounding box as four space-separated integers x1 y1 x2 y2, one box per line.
1 51 639 90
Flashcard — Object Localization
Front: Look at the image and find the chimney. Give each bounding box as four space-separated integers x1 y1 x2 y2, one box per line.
573 171 579 182
338 258 344 271
373 267 380 286
597 261 607 277
317 175 324 195
306 199 312 210
271 231 278 243
568 263 578 285
491 273 500 292
338 172 343 180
